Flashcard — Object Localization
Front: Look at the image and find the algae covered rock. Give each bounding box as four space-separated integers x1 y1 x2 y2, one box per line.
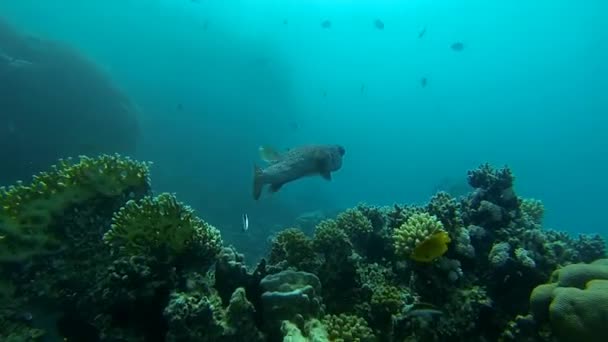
260 270 323 329
529 259 608 342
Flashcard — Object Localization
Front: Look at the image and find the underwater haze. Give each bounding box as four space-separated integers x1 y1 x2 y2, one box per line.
1 0 607 248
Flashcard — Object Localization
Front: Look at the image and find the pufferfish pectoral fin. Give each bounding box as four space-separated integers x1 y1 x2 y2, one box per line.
269 182 284 193
258 145 282 164
320 171 332 181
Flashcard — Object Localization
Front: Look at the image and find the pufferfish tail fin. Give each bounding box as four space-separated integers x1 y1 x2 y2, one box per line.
253 164 265 200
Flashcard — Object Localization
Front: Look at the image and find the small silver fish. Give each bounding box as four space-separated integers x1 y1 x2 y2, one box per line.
242 213 249 232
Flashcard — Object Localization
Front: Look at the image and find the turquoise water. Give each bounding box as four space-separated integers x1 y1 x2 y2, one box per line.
1 0 606 238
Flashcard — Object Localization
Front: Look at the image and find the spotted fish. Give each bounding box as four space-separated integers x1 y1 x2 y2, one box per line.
253 144 346 200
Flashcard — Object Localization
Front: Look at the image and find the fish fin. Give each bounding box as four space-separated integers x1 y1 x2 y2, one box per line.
269 182 283 193
253 164 264 200
320 171 332 181
315 152 330 175
258 145 282 164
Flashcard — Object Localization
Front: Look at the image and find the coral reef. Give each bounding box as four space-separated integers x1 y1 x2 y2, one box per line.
529 259 608 342
103 193 223 266
322 313 375 342
0 154 150 262
260 269 323 334
1 159 605 341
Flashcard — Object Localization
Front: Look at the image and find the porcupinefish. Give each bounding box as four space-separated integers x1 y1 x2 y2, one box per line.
253 144 346 200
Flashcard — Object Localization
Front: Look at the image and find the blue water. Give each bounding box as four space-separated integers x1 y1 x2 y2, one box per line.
1 0 606 243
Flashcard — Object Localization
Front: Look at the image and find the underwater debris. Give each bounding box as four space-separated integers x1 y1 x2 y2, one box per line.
321 19 332 29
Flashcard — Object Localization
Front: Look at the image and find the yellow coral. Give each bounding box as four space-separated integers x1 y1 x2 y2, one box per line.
393 212 450 263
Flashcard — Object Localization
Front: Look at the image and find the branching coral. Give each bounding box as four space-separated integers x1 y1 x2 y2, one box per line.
467 163 514 192
426 191 464 232
268 228 319 272
103 193 222 265
322 313 376 342
520 198 544 226
393 212 451 263
336 208 374 240
313 219 353 259
164 289 225 342
0 154 150 261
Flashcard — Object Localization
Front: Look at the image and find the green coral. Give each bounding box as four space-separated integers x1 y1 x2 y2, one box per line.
224 287 264 340
530 259 608 342
393 212 448 261
313 219 352 258
426 191 464 232
103 193 222 264
370 285 405 317
439 286 493 336
164 289 225 342
336 208 373 240
0 154 150 262
322 313 376 342
268 228 319 271
520 198 544 225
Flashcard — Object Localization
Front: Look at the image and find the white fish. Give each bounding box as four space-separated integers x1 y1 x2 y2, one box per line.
242 213 249 232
